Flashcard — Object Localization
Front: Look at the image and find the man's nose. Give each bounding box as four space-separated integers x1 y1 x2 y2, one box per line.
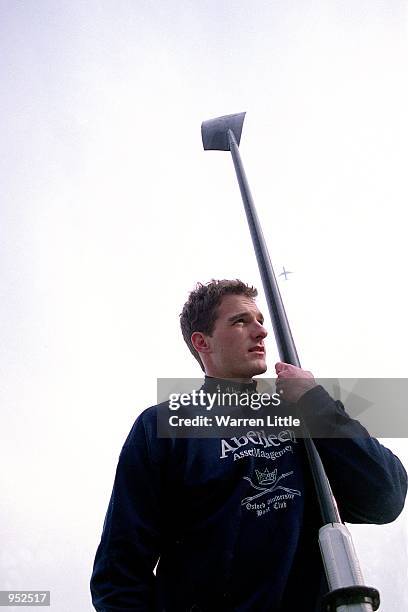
252 320 267 339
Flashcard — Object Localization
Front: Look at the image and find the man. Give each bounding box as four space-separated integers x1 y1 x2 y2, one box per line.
91 279 407 611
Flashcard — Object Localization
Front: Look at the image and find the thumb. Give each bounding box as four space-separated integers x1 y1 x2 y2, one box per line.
275 362 288 374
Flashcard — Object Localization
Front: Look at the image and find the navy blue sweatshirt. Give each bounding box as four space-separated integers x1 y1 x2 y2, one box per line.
90 380 407 611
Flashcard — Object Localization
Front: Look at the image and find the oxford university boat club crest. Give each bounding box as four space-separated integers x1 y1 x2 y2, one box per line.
241 467 301 508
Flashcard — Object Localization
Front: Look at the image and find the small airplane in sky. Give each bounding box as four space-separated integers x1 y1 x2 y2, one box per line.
278 266 293 280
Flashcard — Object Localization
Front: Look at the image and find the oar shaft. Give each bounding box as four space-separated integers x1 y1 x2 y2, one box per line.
227 128 340 525
227 130 299 365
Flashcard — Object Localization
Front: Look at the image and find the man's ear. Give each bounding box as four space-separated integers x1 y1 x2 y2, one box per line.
191 332 212 355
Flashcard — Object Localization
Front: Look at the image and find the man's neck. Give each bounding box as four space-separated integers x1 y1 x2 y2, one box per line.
204 369 255 384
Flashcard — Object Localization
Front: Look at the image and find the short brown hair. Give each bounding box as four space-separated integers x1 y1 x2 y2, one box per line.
180 279 258 371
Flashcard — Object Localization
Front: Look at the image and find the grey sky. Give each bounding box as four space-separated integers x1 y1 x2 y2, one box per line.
1 1 407 610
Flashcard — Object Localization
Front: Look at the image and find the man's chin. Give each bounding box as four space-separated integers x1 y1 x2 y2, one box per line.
245 360 267 378
253 363 267 376
214 360 267 380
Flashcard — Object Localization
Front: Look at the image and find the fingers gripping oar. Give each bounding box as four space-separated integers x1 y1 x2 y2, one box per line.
201 112 380 612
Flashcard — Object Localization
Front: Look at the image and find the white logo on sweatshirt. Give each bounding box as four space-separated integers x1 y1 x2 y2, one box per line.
219 429 296 459
241 468 301 517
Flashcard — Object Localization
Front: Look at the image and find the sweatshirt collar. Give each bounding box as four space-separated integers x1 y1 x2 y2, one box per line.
203 375 258 395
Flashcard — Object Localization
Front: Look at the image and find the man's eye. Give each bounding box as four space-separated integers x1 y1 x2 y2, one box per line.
234 318 245 324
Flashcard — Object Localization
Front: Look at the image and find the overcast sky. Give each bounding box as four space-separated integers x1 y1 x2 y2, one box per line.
1 1 408 610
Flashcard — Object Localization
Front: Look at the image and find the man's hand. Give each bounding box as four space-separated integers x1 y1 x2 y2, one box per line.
275 362 317 403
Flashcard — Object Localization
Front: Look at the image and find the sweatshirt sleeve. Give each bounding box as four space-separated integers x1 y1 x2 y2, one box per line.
296 385 407 524
90 411 164 611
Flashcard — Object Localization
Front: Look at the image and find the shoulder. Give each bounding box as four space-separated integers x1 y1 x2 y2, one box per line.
121 400 172 464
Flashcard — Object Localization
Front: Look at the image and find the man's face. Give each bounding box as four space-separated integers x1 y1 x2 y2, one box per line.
204 294 268 380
